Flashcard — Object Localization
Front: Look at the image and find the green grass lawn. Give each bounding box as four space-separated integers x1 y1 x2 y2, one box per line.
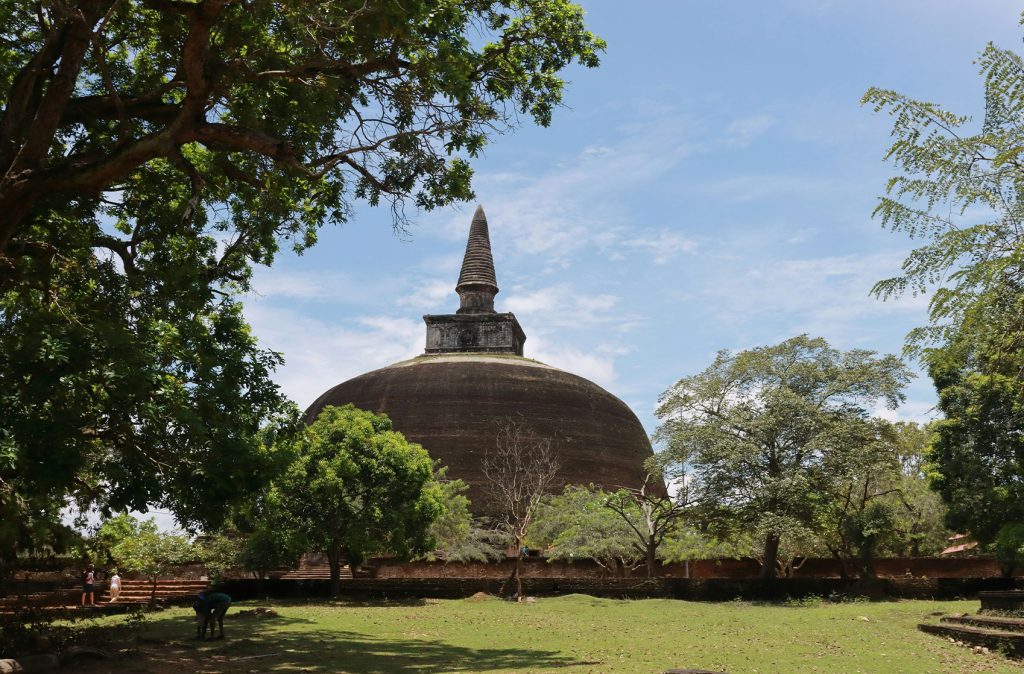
70 595 1019 673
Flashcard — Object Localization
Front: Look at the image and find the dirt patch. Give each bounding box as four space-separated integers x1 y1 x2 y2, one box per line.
465 592 495 602
234 608 279 619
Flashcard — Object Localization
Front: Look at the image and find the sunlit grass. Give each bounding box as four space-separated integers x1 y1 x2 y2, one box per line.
74 595 1019 673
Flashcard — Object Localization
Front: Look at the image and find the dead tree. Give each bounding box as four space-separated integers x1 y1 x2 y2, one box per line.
481 418 559 602
605 475 687 579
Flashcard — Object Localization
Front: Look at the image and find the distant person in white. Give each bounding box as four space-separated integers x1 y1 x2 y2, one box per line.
108 570 121 602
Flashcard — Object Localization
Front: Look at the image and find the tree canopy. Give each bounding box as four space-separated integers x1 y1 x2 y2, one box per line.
0 0 602 559
655 335 911 578
529 485 642 574
276 404 443 595
864 25 1024 546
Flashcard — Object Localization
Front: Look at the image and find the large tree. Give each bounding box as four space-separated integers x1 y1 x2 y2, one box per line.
925 295 1024 545
278 404 443 596
864 29 1024 546
655 335 910 579
0 0 604 254
110 518 195 603
0 0 602 555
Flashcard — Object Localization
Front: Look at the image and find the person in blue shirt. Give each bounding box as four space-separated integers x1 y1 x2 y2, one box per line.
192 591 232 640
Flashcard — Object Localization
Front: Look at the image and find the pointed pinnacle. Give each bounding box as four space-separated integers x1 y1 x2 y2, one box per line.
456 205 498 292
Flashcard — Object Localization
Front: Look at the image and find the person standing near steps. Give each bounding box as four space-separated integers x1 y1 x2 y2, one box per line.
108 570 121 602
80 565 96 607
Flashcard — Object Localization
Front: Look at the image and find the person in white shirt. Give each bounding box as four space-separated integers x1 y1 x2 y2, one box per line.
108 570 121 602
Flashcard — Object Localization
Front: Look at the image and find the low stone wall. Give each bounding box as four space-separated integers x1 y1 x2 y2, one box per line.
216 576 1022 602
369 556 1007 580
980 590 1024 613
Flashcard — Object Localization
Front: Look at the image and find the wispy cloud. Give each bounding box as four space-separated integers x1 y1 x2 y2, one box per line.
249 269 364 302
700 250 930 342
724 114 775 147
526 333 618 390
396 278 455 312
244 303 422 408
620 230 698 264
428 110 703 269
504 284 620 327
696 175 842 203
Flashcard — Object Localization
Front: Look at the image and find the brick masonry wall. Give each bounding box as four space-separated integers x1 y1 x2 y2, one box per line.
368 556 1006 580
216 576 1024 602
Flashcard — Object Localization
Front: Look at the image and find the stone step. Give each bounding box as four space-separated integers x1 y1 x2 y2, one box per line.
942 614 1024 635
102 590 198 594
99 580 208 601
112 581 207 585
918 621 1024 657
279 564 351 580
117 580 208 587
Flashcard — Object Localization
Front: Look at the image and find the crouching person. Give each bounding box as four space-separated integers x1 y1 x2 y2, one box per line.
193 591 232 640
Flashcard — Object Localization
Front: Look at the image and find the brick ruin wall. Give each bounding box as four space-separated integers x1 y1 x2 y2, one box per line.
368 556 1005 580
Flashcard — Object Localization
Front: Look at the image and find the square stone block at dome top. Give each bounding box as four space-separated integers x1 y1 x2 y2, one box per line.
423 312 525 356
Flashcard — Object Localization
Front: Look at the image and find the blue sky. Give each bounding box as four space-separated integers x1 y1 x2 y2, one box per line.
242 0 1024 438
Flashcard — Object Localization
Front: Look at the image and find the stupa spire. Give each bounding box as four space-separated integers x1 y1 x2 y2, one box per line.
421 206 526 355
455 205 499 314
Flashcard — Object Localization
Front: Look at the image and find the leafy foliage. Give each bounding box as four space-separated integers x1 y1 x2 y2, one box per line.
277 404 443 593
87 513 144 567
424 470 506 563
924 290 1024 545
655 335 910 578
865 29 1024 546
197 531 244 584
529 485 642 573
992 523 1024 576
0 0 601 560
111 519 194 598
604 480 687 579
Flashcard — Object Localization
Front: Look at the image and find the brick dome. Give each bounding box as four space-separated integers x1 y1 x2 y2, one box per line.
303 354 657 509
303 206 661 509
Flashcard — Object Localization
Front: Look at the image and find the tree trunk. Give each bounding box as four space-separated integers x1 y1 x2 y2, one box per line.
859 554 877 580
760 533 780 579
825 546 852 580
645 536 657 579
514 537 523 602
149 575 157 605
327 546 342 598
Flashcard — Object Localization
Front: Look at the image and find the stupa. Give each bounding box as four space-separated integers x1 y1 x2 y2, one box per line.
304 206 658 508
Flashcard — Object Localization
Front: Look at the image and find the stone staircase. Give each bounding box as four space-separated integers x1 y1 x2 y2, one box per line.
279 560 352 580
100 578 209 603
918 614 1024 657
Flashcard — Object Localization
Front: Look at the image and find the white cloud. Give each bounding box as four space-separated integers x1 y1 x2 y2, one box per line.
620 230 698 264
428 111 701 267
245 303 422 408
527 333 618 390
700 250 930 342
396 278 455 311
696 175 842 203
504 284 621 328
873 399 938 425
249 268 362 301
724 114 775 147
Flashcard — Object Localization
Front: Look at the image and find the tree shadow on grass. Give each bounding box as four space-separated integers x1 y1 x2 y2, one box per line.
127 612 584 673
224 629 580 672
